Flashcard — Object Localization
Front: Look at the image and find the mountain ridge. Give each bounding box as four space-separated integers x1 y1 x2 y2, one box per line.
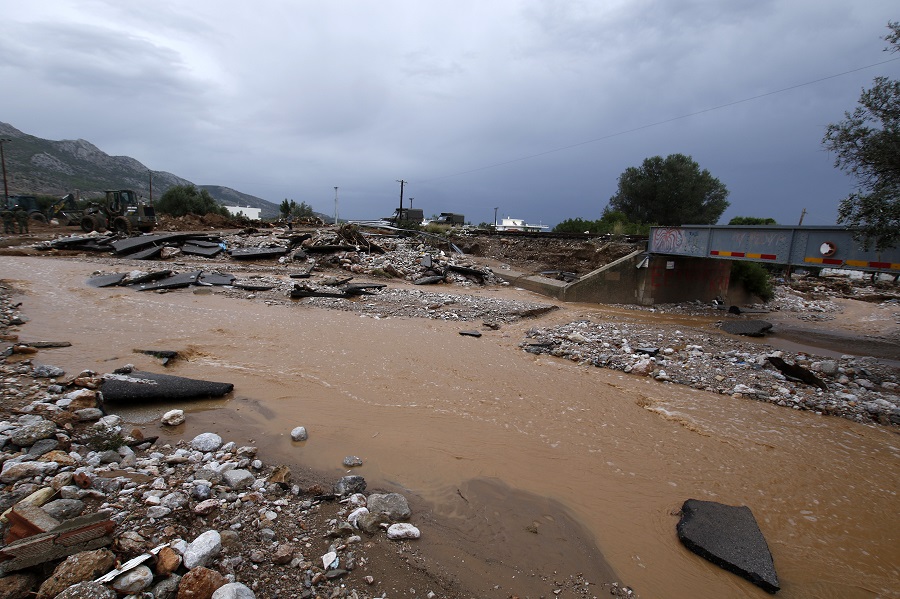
0 122 280 218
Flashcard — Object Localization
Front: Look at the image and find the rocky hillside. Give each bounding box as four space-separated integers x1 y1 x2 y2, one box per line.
0 122 279 217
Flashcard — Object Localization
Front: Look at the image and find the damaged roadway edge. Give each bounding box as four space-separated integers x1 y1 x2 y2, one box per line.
99 370 234 403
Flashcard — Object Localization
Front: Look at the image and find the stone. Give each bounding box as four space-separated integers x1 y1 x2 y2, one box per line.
33 365 65 378
152 574 182 599
10 419 57 446
27 438 59 456
223 469 254 490
333 475 366 496
1 460 59 483
356 510 390 535
343 455 363 467
387 523 421 540
162 409 186 426
41 498 85 520
0 572 37 599
54 581 116 599
111 564 154 593
290 426 308 441
147 506 172 519
194 498 220 515
155 546 183 576
36 548 116 599
74 408 104 421
367 493 411 521
676 499 779 593
184 530 223 569
161 491 189 510
101 370 233 403
212 582 257 599
272 543 294 565
177 566 227 599
191 433 223 452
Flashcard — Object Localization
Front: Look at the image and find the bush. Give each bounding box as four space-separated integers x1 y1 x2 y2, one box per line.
731 261 774 302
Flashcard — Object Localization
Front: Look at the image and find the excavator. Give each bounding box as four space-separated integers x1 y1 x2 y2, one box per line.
80 189 156 233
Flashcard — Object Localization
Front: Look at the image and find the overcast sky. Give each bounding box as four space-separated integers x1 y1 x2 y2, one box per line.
2 1 897 226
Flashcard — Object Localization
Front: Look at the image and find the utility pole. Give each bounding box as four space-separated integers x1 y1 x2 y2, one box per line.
797 208 807 226
493 207 499 228
334 186 339 226
0 138 11 206
149 170 153 202
409 197 414 210
396 179 406 224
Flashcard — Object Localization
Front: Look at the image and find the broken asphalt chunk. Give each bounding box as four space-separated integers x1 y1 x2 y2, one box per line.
87 273 127 288
133 271 201 291
135 349 180 366
413 275 446 285
122 245 163 260
767 356 828 390
100 370 234 403
181 244 223 258
676 499 779 593
720 320 773 337
197 272 236 286
233 280 276 291
229 247 289 260
459 330 482 337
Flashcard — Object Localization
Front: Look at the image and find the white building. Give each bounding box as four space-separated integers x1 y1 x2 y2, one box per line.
494 217 549 233
224 205 261 220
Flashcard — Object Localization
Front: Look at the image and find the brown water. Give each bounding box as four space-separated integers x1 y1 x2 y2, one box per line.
2 256 899 599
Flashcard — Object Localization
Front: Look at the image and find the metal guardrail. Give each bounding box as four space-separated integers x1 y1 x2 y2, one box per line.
648 225 900 273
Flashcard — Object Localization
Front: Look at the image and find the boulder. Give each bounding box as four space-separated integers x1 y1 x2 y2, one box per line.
676 499 779 593
10 419 57 446
111 564 154 593
387 523 421 540
366 493 411 521
54 582 116 599
177 566 227 599
184 530 222 569
0 572 37 599
191 432 224 452
334 475 366 496
212 583 257 599
162 409 186 426
36 548 116 599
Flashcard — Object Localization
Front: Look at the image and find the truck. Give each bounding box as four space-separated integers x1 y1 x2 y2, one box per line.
384 208 425 225
80 189 157 233
435 212 465 225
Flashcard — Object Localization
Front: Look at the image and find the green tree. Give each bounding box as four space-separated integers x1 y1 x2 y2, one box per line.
607 154 729 226
728 216 777 225
280 199 315 218
156 185 227 218
823 22 900 250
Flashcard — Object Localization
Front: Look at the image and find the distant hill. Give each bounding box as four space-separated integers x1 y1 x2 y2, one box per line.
0 122 280 217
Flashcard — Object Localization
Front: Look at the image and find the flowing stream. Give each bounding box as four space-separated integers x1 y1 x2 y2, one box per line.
2 256 898 599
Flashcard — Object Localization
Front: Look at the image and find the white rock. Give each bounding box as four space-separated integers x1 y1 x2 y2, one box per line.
290 426 308 442
387 523 421 540
321 551 338 569
212 582 257 599
111 565 154 593
191 433 223 452
348 507 369 527
161 410 186 426
184 530 222 569
223 469 255 490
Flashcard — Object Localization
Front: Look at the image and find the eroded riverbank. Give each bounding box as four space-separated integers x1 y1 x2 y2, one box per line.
2 255 899 599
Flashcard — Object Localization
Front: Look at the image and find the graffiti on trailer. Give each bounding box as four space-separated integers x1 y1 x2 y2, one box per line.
729 230 789 248
652 228 684 253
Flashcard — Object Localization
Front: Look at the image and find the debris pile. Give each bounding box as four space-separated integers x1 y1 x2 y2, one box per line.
0 364 426 599
521 319 900 425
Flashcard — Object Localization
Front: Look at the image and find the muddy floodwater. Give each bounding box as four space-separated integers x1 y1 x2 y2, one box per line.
3 256 899 599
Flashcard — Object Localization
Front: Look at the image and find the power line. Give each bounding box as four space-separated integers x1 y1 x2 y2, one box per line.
421 56 900 183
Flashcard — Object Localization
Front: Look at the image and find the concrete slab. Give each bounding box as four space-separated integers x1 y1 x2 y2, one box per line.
233 280 276 291
126 270 173 285
100 370 234 403
677 499 779 593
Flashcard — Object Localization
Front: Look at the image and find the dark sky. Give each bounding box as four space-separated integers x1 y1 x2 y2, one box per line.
2 1 897 226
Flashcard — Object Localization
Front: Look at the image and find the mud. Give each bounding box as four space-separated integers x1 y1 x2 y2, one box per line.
1 255 898 599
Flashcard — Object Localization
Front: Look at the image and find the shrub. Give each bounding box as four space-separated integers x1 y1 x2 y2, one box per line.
731 261 774 302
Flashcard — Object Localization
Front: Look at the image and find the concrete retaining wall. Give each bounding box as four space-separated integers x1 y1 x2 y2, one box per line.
492 251 732 306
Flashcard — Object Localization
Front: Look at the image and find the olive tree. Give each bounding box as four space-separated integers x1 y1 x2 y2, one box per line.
607 154 729 226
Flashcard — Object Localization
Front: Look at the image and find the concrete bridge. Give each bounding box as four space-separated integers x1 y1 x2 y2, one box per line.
490 226 898 306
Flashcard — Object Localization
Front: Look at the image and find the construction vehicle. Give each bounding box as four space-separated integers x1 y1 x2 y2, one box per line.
80 189 157 233
5 195 43 220
46 193 82 225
